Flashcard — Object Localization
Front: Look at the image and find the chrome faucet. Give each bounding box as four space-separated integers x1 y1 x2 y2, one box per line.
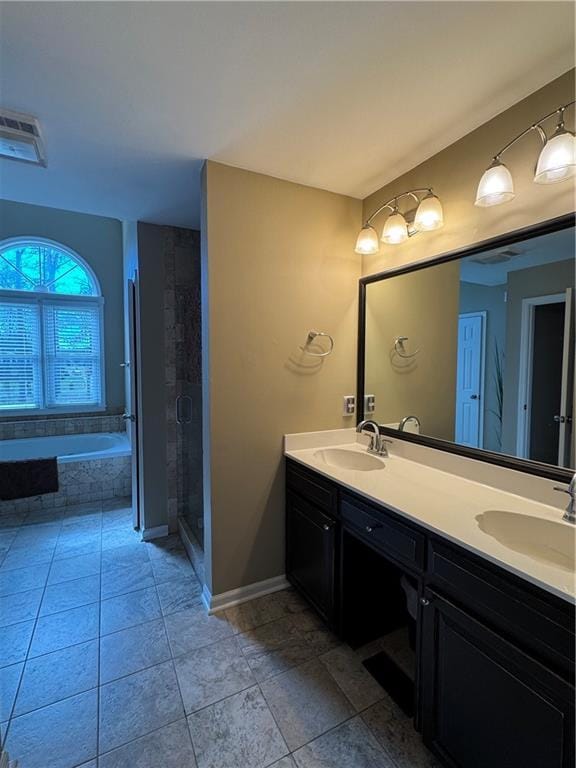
553 473 576 524
356 420 390 457
398 415 421 432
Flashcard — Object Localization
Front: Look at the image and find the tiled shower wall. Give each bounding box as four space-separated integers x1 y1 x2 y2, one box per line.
163 227 203 542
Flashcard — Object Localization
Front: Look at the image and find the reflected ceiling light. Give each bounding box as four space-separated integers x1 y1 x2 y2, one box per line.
355 188 443 254
475 100 575 207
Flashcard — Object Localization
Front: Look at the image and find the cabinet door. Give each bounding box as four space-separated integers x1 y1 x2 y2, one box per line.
421 591 574 768
286 491 336 625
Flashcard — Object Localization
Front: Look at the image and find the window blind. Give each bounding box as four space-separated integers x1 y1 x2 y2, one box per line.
0 300 42 411
43 302 103 408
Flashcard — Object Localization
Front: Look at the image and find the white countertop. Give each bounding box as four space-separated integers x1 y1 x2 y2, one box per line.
284 430 576 603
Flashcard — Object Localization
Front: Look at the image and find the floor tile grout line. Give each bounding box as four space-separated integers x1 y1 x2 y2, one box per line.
253 629 360 759
2 503 67 746
5 594 368 728
98 636 174 688
97 713 191 764
2 506 419 767
2 502 142 764
148 534 204 768
95 500 104 766
95 527 191 758
254 674 292 760
7 680 101 725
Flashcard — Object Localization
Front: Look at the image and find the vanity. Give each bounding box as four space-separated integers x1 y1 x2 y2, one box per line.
285 215 576 768
285 435 575 768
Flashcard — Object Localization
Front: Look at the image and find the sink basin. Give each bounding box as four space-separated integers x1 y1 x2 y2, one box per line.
313 448 385 472
476 510 575 572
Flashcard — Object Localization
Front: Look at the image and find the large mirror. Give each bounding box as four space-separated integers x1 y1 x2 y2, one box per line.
359 215 575 479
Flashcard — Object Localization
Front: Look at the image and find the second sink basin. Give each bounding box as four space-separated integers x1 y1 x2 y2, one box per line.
313 448 385 472
476 510 575 571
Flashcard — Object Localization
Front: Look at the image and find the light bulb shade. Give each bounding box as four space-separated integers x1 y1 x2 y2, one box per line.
414 193 444 231
381 212 408 244
475 160 515 207
354 224 380 255
534 127 576 184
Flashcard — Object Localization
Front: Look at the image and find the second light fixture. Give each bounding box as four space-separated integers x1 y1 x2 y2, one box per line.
355 189 444 255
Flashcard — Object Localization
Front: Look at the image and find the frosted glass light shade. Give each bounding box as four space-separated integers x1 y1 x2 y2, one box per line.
382 212 408 244
534 128 576 184
355 224 380 255
475 161 515 207
414 193 444 231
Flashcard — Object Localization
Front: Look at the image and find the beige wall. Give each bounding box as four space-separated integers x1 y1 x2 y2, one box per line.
203 161 361 595
365 260 459 441
362 70 575 277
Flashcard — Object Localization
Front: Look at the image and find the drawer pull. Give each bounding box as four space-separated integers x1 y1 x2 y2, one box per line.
420 597 430 606
322 523 333 532
365 524 382 533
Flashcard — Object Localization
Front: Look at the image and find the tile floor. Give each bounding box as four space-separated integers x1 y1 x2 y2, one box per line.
0 498 439 768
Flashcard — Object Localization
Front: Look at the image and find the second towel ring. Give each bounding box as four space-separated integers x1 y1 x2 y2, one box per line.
300 330 335 358
394 336 420 359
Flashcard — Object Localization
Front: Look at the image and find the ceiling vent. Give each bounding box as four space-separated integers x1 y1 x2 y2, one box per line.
469 247 521 265
0 108 46 166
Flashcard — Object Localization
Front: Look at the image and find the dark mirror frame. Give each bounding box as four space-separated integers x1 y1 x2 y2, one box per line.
357 212 576 484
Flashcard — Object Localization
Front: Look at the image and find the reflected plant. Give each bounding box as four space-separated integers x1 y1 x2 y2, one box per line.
488 341 504 449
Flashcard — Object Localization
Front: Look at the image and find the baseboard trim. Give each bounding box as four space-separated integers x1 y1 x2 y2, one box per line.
141 524 169 541
202 575 290 614
178 517 205 584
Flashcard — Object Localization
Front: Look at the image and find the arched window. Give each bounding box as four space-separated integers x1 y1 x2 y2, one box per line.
0 238 105 413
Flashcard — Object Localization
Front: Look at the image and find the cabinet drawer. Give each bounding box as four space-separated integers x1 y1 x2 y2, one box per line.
341 493 425 571
286 460 337 514
429 540 575 675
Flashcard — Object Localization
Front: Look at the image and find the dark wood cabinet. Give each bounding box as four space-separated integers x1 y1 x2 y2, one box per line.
286 490 337 626
420 591 574 768
285 457 575 768
341 492 425 573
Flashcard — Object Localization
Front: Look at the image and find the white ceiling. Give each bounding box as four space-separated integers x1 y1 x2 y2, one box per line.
0 2 573 229
460 228 575 286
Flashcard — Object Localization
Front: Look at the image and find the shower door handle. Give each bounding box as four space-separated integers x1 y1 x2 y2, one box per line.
176 396 193 425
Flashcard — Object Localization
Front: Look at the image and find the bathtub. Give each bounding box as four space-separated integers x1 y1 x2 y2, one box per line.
0 432 131 464
0 432 132 514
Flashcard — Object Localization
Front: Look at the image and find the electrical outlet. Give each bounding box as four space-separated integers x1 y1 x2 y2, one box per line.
343 395 355 416
364 394 375 414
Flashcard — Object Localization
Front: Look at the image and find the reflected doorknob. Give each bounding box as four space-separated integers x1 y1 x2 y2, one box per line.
470 394 479 400
122 413 136 422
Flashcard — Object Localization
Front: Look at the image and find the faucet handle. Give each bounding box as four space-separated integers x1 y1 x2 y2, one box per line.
554 474 576 495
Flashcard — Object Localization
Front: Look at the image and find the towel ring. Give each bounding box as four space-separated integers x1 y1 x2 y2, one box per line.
300 330 334 358
394 336 420 359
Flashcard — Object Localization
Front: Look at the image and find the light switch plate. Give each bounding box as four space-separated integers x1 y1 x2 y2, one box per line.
364 394 375 414
343 395 355 416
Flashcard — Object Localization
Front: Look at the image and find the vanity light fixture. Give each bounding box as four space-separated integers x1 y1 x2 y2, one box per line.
355 188 444 254
475 100 575 207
